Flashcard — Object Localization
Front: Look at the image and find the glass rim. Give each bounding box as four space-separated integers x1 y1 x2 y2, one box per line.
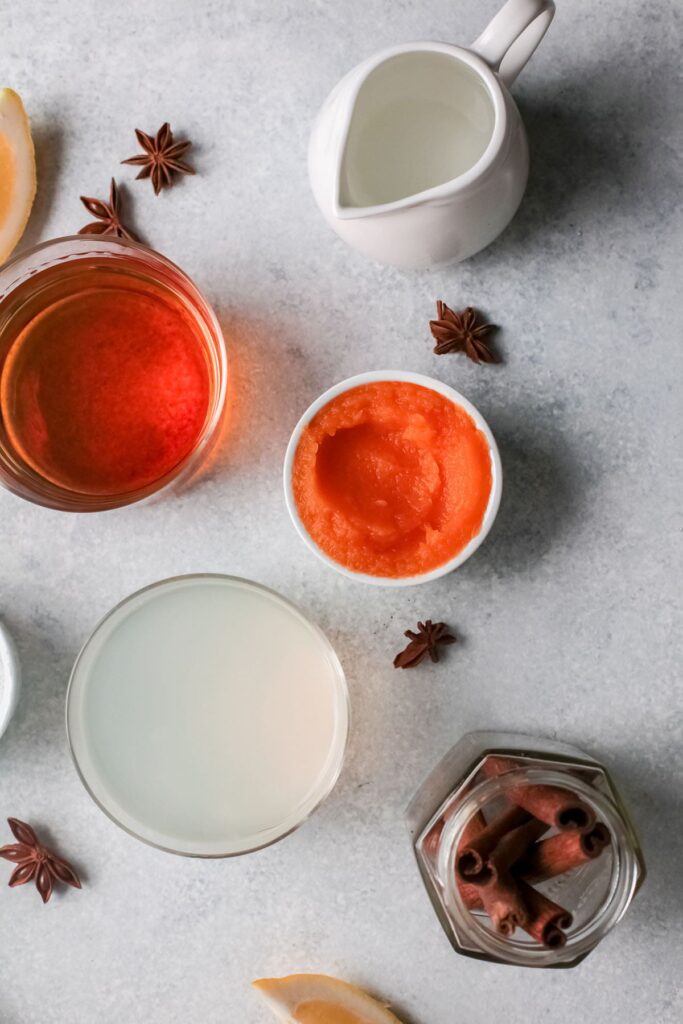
65 573 350 858
0 235 228 511
0 232 215 283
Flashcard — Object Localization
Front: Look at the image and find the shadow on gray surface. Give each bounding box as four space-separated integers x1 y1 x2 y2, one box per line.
464 57 664 269
19 118 64 251
458 405 591 580
18 118 147 251
0 605 76 765
604 752 683 926
175 307 324 492
379 999 421 1024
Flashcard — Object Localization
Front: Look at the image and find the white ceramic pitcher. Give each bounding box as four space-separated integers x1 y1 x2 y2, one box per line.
309 0 555 269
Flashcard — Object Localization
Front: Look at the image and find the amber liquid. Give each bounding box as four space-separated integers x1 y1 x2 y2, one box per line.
0 258 217 498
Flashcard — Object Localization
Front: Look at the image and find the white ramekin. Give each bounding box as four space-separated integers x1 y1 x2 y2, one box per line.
0 620 20 739
283 370 503 586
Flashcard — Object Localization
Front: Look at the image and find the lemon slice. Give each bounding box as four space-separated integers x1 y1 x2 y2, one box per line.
0 89 36 264
252 974 405 1024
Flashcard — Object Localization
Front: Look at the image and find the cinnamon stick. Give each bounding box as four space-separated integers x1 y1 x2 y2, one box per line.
459 876 572 946
461 809 487 845
518 823 611 883
456 809 537 936
456 805 530 880
455 818 560 942
483 816 550 881
483 756 596 832
518 879 573 948
456 868 530 935
457 879 483 911
454 812 488 912
422 808 486 861
478 873 530 935
456 875 532 936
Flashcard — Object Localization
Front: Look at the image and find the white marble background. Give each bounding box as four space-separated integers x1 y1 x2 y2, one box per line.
1 1 682 1021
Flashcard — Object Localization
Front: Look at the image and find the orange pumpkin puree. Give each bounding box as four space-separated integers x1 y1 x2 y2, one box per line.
292 381 493 578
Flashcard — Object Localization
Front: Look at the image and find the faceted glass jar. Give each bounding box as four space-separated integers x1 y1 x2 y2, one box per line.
406 732 645 968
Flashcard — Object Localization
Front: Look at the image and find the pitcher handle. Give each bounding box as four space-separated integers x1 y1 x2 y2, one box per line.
471 0 555 87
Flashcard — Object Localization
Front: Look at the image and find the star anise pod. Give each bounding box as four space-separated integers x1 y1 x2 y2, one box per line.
79 178 136 240
393 620 456 669
429 301 498 364
122 122 195 195
0 818 82 904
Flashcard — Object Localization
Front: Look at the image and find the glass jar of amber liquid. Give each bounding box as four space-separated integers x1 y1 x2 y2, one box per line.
406 732 645 968
0 236 227 511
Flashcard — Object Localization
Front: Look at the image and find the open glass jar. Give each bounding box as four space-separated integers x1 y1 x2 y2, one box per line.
406 732 645 968
0 236 227 511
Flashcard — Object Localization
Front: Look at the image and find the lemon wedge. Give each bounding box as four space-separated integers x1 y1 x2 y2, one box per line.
0 88 36 264
252 974 405 1024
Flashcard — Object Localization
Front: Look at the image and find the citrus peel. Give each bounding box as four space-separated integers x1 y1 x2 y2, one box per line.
0 88 36 265
253 974 405 1024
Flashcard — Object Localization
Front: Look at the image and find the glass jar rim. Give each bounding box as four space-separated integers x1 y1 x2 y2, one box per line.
438 767 640 967
65 573 350 857
0 235 227 511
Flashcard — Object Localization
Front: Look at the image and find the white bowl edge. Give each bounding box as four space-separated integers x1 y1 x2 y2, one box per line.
0 621 20 739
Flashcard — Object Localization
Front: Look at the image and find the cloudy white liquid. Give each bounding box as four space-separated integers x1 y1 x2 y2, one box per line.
67 577 348 855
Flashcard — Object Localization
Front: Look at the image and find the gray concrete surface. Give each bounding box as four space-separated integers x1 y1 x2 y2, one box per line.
0 1 681 1021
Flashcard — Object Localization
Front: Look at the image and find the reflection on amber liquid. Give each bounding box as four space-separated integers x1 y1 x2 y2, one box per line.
0 257 223 499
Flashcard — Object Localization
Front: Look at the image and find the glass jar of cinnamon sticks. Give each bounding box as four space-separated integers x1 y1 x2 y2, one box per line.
406 732 645 968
